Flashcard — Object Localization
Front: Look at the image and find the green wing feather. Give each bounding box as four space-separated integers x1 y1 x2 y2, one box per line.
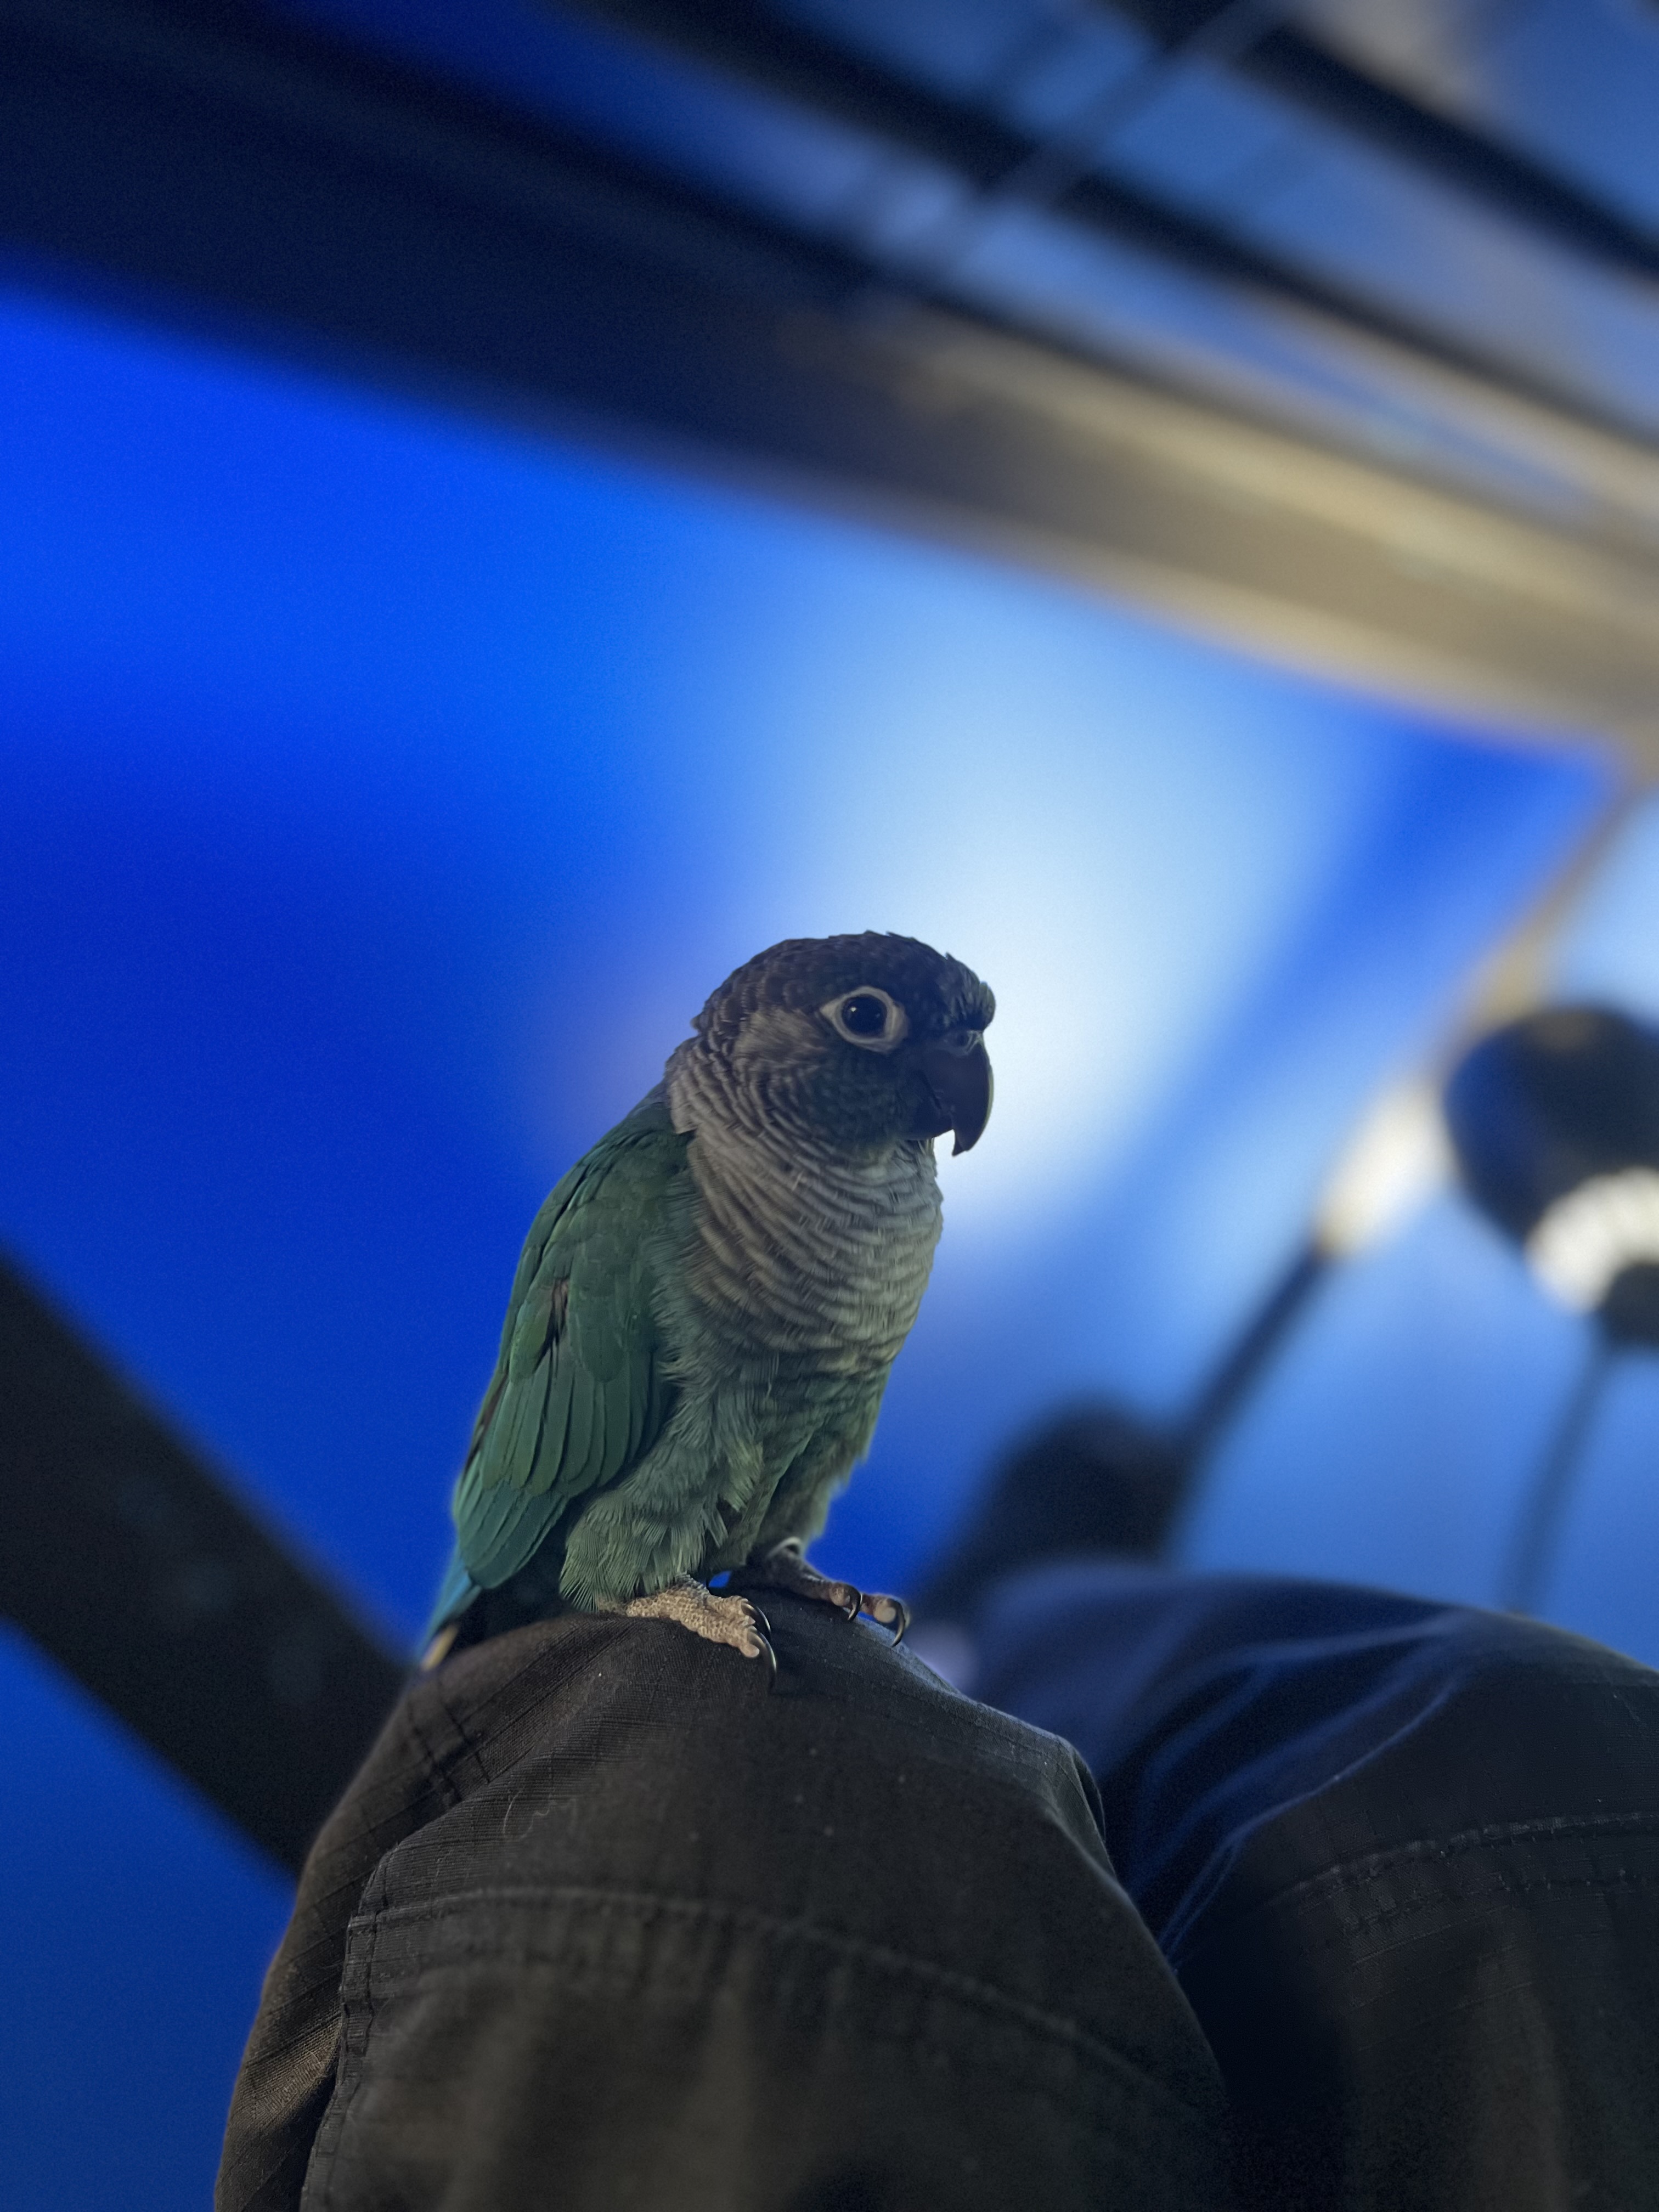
449 1091 689 1595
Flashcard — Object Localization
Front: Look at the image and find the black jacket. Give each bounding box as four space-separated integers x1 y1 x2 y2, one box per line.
218 1593 1231 2211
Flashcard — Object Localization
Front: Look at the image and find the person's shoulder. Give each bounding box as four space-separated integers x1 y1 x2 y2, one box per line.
408 1592 1107 1865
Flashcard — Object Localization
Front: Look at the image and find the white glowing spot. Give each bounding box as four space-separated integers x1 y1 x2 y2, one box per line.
758 658 1371 1238
1316 1082 1452 1257
1526 1169 1659 1312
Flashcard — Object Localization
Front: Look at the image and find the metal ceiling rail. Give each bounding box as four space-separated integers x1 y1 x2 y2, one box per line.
1291 0 1659 238
2 0 1656 766
427 0 1659 549
539 0 1659 548
566 0 1659 446
1120 0 1659 276
290 0 1659 534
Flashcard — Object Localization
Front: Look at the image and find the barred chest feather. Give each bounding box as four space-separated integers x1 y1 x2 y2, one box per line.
664 1049 943 1373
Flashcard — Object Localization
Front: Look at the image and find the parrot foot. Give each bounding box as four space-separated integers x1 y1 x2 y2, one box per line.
735 1538 910 1644
624 1580 777 1677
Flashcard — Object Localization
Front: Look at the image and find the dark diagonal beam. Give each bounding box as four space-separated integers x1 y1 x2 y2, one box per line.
0 1256 408 1874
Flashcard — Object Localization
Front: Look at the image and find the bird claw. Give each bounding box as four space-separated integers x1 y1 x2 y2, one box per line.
743 1598 780 1680
861 1591 910 1644
624 1581 777 1678
736 1541 909 1643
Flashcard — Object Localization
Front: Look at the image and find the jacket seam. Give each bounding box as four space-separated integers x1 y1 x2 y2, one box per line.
1174 1813 1659 1970
1250 1809 1659 1905
342 1881 1212 2124
315 1908 383 2211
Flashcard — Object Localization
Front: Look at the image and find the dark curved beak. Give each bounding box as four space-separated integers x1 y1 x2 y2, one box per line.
919 1030 994 1156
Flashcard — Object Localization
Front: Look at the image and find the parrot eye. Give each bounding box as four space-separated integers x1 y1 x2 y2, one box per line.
821 987 909 1052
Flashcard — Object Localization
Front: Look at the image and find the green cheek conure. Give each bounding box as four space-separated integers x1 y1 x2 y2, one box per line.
422 932 994 1673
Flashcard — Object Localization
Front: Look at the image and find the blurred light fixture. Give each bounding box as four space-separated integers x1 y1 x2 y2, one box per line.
1176 1012 1659 1614
1441 1005 1659 1612
1442 1005 1659 1347
1526 1168 1659 1314
1314 1080 1452 1259
996 1013 1659 1609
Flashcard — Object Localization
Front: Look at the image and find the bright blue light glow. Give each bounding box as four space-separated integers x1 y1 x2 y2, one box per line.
0 280 1622 2207
0 283 1605 1621
4 270 1370 1253
1183 1193 1588 1599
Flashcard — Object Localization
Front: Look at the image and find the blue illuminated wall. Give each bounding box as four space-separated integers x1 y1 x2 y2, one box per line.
0 283 1626 2207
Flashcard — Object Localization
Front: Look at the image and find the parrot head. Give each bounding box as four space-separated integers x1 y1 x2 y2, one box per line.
688 932 995 1157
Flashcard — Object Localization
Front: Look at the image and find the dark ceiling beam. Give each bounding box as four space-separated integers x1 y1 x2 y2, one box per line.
601 0 1659 292
567 0 1659 444
0 1256 408 1874
2 0 1657 761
